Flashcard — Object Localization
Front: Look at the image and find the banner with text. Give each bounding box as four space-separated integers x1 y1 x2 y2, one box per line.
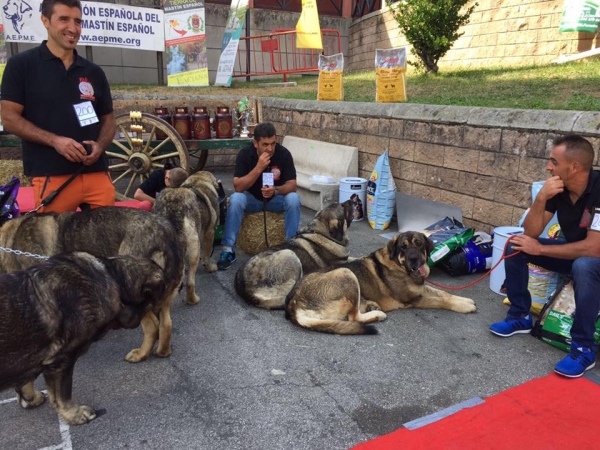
295 0 322 49
163 0 208 86
0 0 164 51
214 0 249 87
0 24 6 83
559 0 600 32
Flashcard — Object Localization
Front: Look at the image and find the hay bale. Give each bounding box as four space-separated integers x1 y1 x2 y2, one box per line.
237 211 285 255
0 160 29 186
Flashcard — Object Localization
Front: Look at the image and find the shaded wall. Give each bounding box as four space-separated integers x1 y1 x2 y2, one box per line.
111 95 600 233
257 98 600 233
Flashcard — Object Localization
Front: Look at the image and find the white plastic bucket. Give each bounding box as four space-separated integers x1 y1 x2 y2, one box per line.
339 177 367 221
490 226 524 295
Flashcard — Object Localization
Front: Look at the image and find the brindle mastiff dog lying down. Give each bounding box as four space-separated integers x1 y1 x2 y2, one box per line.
286 231 477 334
235 200 355 309
0 252 166 425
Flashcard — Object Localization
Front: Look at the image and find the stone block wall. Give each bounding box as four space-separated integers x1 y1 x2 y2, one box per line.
5 95 600 234
348 0 599 72
258 97 600 233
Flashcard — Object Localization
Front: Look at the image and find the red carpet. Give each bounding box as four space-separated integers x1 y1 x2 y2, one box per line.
354 373 599 449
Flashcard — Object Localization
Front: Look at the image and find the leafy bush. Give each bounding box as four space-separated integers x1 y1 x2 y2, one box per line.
387 0 478 74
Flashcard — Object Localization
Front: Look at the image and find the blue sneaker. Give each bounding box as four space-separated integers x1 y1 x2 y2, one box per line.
554 344 596 378
489 315 533 337
217 251 236 270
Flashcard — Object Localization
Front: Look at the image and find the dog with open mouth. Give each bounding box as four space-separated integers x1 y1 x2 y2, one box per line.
285 231 477 334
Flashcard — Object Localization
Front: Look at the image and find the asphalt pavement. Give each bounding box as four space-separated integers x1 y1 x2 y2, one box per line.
1 170 594 450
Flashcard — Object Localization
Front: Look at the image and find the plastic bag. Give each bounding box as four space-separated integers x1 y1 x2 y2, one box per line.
438 232 493 276
375 47 407 103
532 278 600 352
504 264 566 315
0 176 20 227
422 217 474 267
366 151 396 230
317 53 344 101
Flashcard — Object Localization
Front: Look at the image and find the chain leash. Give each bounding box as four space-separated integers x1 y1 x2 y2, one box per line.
0 246 49 261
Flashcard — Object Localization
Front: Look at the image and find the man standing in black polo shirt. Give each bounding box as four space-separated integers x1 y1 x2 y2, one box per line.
1 0 116 213
490 135 600 378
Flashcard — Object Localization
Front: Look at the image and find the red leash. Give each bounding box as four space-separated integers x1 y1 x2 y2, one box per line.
425 235 521 291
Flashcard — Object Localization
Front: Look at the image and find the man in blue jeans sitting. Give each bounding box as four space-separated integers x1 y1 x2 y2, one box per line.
217 122 301 270
489 135 600 378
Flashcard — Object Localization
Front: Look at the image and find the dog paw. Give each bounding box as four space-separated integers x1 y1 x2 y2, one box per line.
454 297 477 313
365 301 382 312
60 405 97 425
125 348 148 363
154 346 172 358
17 390 45 409
184 293 200 305
204 262 217 273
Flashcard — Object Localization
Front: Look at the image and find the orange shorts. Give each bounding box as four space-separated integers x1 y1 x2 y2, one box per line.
31 172 115 213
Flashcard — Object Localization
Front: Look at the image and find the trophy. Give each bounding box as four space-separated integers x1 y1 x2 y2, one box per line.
233 97 255 138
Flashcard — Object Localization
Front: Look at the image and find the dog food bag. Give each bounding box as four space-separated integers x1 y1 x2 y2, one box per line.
423 217 474 267
366 151 396 230
375 47 407 103
532 279 600 352
317 53 344 101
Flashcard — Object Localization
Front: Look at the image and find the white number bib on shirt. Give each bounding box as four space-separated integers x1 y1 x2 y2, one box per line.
590 207 600 232
73 101 99 127
262 172 274 186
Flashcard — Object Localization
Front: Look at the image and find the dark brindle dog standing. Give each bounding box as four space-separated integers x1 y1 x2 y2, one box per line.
0 252 166 425
0 207 184 362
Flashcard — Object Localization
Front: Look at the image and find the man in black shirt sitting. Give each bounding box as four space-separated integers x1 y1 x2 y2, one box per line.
217 122 301 270
490 135 600 378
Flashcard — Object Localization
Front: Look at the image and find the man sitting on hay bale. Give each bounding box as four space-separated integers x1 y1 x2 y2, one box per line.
217 122 301 270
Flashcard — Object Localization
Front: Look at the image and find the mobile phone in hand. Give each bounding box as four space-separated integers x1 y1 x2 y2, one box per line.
82 143 92 155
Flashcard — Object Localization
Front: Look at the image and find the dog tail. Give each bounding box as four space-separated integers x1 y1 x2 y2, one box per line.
293 316 378 335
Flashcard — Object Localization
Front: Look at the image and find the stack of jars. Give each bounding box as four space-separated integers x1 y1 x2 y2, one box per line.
152 105 235 140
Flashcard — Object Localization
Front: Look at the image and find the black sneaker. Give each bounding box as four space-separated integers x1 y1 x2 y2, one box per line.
217 251 236 270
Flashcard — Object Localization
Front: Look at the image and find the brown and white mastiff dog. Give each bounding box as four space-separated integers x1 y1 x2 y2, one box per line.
286 231 477 334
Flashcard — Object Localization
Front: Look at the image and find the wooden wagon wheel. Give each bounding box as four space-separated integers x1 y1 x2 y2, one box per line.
107 112 190 200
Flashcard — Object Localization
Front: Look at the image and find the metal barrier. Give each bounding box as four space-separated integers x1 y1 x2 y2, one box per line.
232 28 342 82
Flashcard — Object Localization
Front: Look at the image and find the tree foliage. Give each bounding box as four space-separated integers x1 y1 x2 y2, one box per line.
387 0 478 74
